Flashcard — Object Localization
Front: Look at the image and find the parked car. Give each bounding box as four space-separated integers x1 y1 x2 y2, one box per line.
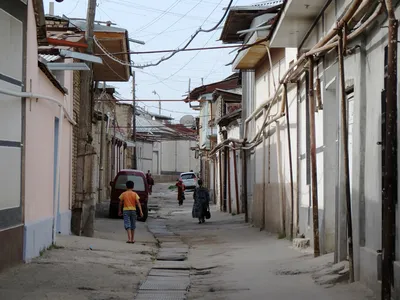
180 172 197 190
109 169 149 221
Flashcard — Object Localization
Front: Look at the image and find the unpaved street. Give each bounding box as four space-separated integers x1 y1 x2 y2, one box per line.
0 183 376 300
149 183 376 300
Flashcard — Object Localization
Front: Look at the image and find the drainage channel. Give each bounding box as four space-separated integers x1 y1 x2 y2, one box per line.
134 220 190 300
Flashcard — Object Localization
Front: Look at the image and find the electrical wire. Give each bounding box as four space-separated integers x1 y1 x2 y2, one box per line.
134 0 183 33
145 0 205 44
66 0 81 16
107 0 218 22
136 0 234 68
150 29 219 84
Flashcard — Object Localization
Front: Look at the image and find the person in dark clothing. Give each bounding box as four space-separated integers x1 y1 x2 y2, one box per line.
176 178 185 206
147 173 154 195
192 179 210 224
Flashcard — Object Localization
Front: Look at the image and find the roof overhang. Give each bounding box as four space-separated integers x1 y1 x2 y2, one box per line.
32 0 48 46
220 4 281 43
218 109 242 127
270 0 327 48
69 20 132 82
232 34 269 70
46 62 90 71
212 89 242 102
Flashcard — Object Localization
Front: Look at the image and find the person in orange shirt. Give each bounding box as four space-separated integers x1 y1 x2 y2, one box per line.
118 180 143 243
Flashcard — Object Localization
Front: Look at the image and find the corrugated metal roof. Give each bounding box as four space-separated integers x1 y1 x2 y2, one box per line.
39 54 62 62
69 20 126 33
253 0 284 7
136 114 168 134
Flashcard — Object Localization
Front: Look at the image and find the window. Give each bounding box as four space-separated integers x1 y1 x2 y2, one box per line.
115 174 145 191
181 173 196 180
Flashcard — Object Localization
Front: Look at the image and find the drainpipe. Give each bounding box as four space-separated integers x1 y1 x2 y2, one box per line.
308 58 321 257
233 143 240 214
227 146 232 213
219 149 223 211
242 143 249 223
223 131 228 212
296 81 301 235
382 0 398 298
262 133 266 229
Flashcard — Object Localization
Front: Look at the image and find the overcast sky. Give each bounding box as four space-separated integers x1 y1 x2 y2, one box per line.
44 0 255 121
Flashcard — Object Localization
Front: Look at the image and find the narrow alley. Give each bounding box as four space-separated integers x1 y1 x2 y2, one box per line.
0 183 375 300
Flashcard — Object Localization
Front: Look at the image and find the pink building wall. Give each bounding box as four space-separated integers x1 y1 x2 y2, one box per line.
24 0 73 261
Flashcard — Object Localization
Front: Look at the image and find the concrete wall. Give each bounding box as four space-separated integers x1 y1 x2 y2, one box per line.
137 140 153 173
294 1 400 297
245 49 297 237
24 0 73 261
161 140 198 174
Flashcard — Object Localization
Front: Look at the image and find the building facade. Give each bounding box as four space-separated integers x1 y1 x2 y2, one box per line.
0 0 28 270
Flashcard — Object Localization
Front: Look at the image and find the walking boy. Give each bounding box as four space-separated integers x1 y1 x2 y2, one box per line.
118 180 143 243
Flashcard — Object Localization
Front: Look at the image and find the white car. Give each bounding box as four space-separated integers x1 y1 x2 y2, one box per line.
180 172 197 190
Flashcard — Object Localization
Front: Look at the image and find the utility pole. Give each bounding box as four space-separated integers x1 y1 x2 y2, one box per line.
73 0 97 237
132 72 137 169
98 82 106 204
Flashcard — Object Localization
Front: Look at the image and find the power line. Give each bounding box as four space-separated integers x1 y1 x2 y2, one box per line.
145 0 205 44
107 0 219 23
135 0 183 33
153 29 218 84
96 43 239 55
136 0 234 68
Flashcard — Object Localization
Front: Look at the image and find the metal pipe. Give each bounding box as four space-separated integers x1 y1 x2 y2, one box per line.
308 58 321 257
316 78 323 110
233 144 240 214
219 149 223 211
298 0 334 50
314 0 364 50
242 144 249 223
306 2 383 57
284 84 295 240
382 0 397 297
262 134 266 229
338 28 355 283
0 87 75 125
296 80 301 236
276 121 285 235
223 132 228 212
227 148 232 214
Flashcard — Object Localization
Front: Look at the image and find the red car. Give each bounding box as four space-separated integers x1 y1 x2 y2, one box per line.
109 169 149 221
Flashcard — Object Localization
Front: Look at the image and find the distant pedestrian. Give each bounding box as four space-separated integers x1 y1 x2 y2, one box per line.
147 173 154 195
118 180 143 244
176 178 185 206
192 179 210 224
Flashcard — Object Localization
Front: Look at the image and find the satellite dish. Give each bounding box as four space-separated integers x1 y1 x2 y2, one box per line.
180 115 195 126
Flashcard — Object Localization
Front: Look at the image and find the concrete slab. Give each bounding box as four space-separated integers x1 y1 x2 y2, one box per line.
139 276 190 291
148 269 190 277
135 290 187 300
157 254 187 261
153 261 190 270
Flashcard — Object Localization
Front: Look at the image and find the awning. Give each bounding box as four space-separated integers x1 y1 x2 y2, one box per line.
270 0 327 48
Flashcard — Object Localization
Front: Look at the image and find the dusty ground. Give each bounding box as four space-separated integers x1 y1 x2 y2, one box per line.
150 183 376 300
0 183 377 300
0 204 157 300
